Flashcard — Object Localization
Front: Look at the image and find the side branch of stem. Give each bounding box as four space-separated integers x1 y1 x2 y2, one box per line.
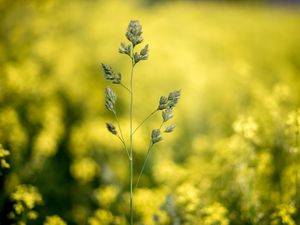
113 111 129 158
120 82 131 93
116 135 130 158
132 109 158 135
135 142 153 189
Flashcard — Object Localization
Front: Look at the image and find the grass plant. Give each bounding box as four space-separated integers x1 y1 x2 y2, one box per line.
102 20 181 224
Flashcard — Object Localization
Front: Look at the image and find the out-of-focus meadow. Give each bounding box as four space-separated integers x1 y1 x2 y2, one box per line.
1 0 300 224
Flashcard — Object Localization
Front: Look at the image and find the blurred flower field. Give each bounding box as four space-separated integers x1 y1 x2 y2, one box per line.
1 0 300 224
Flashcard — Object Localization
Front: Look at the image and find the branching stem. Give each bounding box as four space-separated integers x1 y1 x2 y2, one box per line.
133 109 158 135
159 121 164 130
116 134 130 159
135 141 153 189
113 111 129 158
113 111 125 142
120 82 131 93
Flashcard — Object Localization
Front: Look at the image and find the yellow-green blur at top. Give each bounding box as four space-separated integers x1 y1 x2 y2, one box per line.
0 0 300 224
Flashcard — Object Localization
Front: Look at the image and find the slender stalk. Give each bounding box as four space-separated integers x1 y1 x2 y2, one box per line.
159 121 164 130
135 142 153 189
120 82 131 93
295 170 299 210
113 111 126 145
102 21 180 225
116 134 130 159
129 53 134 225
132 109 158 135
113 111 130 158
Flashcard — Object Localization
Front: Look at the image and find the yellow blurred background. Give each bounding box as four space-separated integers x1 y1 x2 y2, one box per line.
1 0 300 224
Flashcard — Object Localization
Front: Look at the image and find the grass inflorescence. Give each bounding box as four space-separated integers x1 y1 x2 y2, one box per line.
101 20 181 224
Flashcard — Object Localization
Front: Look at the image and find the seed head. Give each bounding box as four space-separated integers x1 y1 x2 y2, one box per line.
139 44 149 60
168 90 181 108
119 42 132 56
101 64 122 84
133 52 141 64
126 20 143 47
106 122 117 135
151 129 162 144
165 124 176 133
158 96 168 110
105 87 117 112
133 44 149 64
162 108 173 122
113 73 121 84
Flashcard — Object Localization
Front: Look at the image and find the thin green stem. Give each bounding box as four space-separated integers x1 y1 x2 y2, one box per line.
129 52 134 225
159 121 164 130
295 170 299 210
113 111 126 144
135 141 153 189
132 109 158 135
120 82 131 93
116 134 130 159
113 111 129 158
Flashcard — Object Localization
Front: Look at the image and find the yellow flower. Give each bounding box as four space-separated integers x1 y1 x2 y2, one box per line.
1 159 10 168
88 210 113 225
44 215 67 225
10 185 43 209
176 183 200 213
94 185 119 207
233 116 258 140
28 211 39 220
271 204 296 225
202 202 229 225
70 157 99 183
0 144 10 157
134 188 168 225
13 203 24 215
